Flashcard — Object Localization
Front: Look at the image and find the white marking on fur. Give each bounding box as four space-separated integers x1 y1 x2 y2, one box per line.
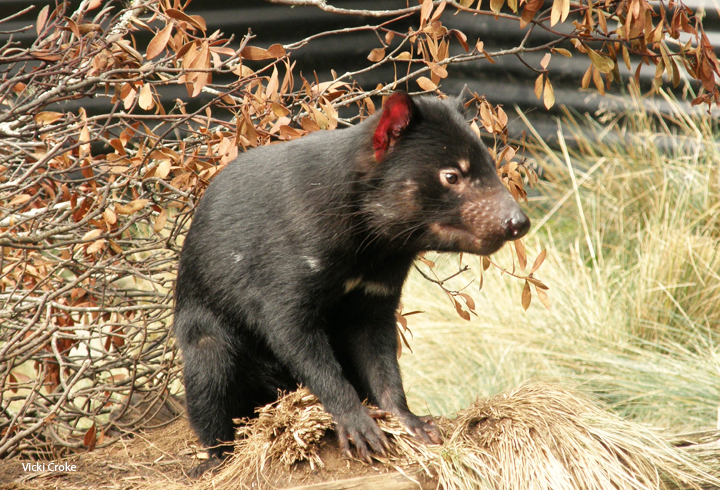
303 256 321 271
458 158 470 173
344 277 363 293
231 252 244 262
361 281 396 297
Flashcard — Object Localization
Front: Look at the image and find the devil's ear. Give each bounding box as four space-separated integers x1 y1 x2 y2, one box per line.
373 91 415 161
456 84 477 116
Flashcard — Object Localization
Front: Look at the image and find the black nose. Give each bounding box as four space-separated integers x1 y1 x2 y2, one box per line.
504 210 530 240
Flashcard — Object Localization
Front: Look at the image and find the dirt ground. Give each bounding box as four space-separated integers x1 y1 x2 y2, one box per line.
0 417 435 490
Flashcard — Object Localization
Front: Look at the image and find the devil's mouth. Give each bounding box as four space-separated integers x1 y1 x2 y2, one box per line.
432 223 481 245
429 223 501 256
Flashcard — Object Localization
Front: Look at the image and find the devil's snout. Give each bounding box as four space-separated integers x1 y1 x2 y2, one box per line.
504 208 530 240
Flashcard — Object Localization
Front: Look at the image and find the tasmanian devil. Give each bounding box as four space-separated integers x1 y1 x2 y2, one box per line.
174 91 530 474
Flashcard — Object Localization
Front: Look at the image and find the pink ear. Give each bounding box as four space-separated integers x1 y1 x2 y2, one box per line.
373 92 414 161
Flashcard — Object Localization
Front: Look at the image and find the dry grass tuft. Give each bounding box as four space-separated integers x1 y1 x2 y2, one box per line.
197 384 719 490
237 388 334 468
438 383 717 490
205 388 439 488
201 388 334 488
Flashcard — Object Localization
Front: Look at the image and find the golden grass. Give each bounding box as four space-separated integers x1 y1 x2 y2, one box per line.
439 383 716 490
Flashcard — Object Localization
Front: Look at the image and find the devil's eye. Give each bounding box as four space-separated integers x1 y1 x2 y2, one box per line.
442 171 459 185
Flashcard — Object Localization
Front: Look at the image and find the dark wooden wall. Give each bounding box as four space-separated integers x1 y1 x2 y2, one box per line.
2 0 717 141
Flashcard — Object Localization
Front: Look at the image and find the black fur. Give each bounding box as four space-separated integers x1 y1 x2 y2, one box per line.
174 93 529 472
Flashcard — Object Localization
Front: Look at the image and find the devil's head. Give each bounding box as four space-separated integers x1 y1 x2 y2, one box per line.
361 91 530 256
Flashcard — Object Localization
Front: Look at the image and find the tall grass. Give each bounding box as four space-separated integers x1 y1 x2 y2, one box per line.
400 90 720 432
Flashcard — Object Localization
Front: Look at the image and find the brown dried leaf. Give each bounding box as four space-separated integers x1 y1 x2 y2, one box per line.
300 117 320 133
521 280 531 310
550 0 569 26
147 24 173 60
496 106 508 127
385 31 395 44
36 5 49 35
502 146 516 162
9 194 31 206
267 44 286 58
138 83 154 110
622 45 631 71
279 125 305 140
592 65 605 94
153 209 167 233
108 240 123 255
367 47 386 62
453 29 469 52
188 42 210 97
534 74 544 99
396 321 414 358
165 9 205 31
531 249 546 273
543 78 555 109
35 111 64 125
103 208 117 225
479 102 494 132
598 10 608 34
458 292 476 311
416 76 437 91
272 102 290 118
586 45 614 73
680 11 697 36
115 199 149 215
8 373 18 393
82 229 102 242
122 84 137 110
266 66 279 99
553 48 572 57
490 0 504 16
482 256 491 271
421 0 434 24
396 312 408 330
87 239 106 255
581 64 592 89
428 61 448 78
64 17 81 40
83 423 97 450
536 286 551 310
431 0 447 21
154 159 171 179
241 46 273 60
454 298 471 321
418 255 436 268
540 53 551 69
470 120 481 138
515 239 527 270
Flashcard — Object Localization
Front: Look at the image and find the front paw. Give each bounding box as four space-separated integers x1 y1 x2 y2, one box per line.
334 408 391 464
397 411 443 445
